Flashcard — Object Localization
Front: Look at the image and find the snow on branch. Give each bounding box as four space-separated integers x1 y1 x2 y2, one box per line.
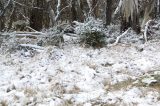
55 0 71 21
55 0 61 21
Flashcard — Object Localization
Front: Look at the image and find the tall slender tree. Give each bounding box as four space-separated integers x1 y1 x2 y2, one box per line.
0 1 5 31
106 0 113 25
30 0 44 31
70 0 77 22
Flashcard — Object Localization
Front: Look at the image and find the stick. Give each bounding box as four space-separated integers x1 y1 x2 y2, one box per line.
108 28 131 47
152 23 160 29
144 20 153 42
25 26 38 32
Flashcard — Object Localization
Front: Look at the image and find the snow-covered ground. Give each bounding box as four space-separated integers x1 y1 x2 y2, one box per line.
0 38 160 106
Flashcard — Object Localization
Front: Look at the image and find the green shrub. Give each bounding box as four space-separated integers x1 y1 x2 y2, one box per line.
80 30 106 48
74 17 106 48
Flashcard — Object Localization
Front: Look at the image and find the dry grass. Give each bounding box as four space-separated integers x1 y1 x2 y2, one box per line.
24 87 37 97
105 78 134 91
0 100 8 106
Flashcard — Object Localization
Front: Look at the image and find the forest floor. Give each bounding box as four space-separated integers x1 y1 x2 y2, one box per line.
0 27 160 106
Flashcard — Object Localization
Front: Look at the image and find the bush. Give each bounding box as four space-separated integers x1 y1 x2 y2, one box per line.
38 26 64 48
74 17 106 48
80 30 106 48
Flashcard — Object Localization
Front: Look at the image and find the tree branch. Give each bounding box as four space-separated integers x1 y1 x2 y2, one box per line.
108 28 131 46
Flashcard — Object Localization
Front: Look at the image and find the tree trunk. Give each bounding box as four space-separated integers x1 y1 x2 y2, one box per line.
91 0 99 18
8 7 16 30
106 0 112 25
141 0 155 28
121 14 140 34
157 0 160 17
43 0 52 28
78 0 88 21
48 4 55 27
71 0 77 22
120 0 140 34
30 0 43 31
159 0 160 15
0 1 5 31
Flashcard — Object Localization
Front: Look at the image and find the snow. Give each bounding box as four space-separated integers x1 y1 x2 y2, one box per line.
0 38 160 105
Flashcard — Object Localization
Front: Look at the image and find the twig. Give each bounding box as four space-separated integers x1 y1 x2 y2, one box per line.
25 26 38 32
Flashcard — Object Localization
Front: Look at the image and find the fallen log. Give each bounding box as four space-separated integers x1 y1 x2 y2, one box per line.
15 34 38 39
18 44 44 50
15 31 45 39
15 31 45 35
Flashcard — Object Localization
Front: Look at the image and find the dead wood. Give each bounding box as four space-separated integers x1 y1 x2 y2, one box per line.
143 20 154 42
18 44 44 50
108 28 131 47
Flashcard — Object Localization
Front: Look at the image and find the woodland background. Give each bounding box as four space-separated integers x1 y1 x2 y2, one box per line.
0 0 159 33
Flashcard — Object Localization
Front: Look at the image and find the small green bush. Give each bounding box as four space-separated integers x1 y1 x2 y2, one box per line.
80 30 106 48
74 17 107 48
